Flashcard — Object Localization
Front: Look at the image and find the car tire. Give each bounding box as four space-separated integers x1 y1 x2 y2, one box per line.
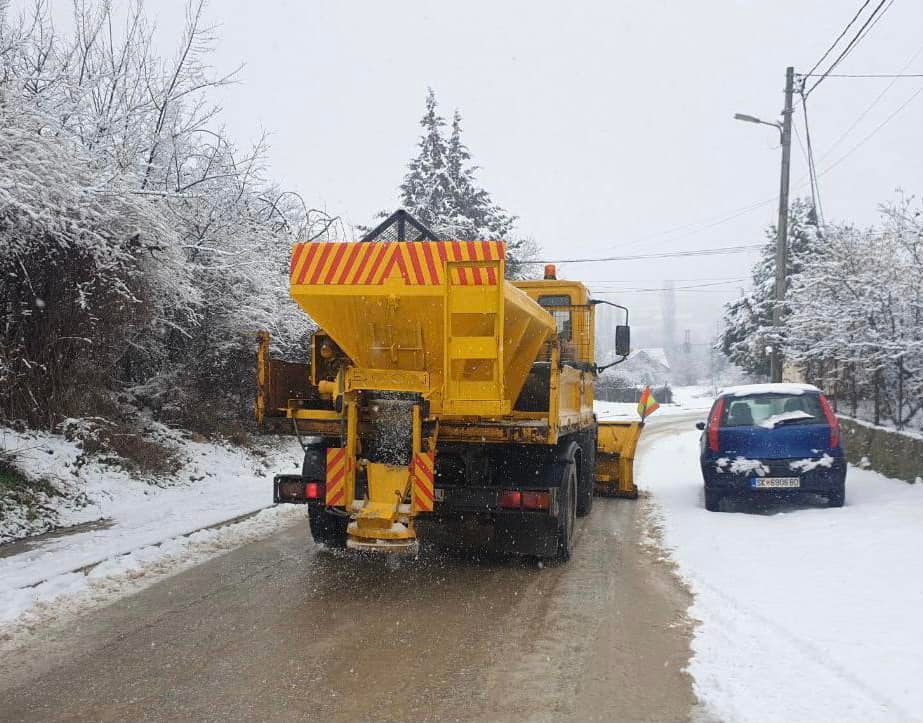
308 505 348 548
704 488 723 512
826 481 845 508
553 463 577 562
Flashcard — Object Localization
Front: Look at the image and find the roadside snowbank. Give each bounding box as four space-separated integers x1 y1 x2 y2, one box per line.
595 384 714 421
639 421 923 722
0 505 304 633
0 426 303 627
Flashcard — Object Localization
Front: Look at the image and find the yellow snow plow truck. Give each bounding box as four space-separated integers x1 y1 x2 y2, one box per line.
257 210 644 561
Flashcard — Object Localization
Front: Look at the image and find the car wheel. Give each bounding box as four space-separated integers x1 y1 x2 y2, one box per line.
826 481 845 508
704 488 723 512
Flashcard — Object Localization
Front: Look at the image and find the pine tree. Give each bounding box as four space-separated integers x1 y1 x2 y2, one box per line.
398 90 535 276
719 198 821 377
399 88 456 232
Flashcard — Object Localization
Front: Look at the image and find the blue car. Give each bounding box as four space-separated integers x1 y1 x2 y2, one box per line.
697 384 846 511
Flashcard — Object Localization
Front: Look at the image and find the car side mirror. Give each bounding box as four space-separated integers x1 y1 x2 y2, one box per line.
615 325 630 357
695 421 706 431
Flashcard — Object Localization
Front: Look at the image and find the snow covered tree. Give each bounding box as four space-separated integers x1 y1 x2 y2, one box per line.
719 199 821 377
0 0 314 431
400 88 455 233
785 197 923 429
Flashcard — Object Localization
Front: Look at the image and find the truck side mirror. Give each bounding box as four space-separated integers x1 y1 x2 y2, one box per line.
615 325 631 357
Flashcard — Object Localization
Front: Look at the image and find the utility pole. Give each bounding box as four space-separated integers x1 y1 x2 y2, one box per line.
771 66 795 383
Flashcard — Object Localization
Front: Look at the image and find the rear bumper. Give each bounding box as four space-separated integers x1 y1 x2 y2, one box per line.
416 512 559 557
416 485 561 557
701 457 846 492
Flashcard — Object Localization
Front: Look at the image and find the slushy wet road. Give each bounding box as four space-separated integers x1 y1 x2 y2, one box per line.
0 415 699 722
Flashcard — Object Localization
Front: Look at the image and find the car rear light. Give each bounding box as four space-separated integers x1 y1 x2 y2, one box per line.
818 394 841 448
521 491 551 510
304 482 324 500
499 490 522 509
707 397 726 452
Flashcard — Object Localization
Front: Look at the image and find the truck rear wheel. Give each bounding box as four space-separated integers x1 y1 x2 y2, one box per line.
553 463 577 561
308 505 348 548
575 438 595 517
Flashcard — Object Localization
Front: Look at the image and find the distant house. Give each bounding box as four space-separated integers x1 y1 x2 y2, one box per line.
601 347 672 387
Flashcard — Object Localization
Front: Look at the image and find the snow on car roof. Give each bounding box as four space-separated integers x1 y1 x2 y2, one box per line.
720 382 821 398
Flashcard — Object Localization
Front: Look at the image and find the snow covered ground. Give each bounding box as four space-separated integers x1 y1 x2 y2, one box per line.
594 384 715 421
638 414 923 722
0 426 304 628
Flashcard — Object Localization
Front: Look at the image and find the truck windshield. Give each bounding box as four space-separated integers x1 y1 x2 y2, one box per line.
537 294 572 341
721 393 824 428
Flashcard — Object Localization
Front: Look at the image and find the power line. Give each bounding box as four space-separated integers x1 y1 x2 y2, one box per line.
815 40 923 165
806 0 891 97
817 83 923 177
536 244 762 264
802 73 923 78
586 276 747 284
800 96 825 224
592 279 746 291
805 0 871 78
792 120 817 214
591 288 746 295
846 0 896 57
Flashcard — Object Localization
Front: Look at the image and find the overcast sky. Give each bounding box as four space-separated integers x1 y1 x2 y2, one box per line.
38 0 923 346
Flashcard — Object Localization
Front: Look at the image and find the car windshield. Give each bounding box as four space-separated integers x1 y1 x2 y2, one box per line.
721 393 824 428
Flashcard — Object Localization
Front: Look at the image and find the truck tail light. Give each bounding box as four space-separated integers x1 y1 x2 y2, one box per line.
818 394 841 448
305 482 324 500
499 490 522 509
707 397 726 452
499 490 550 510
521 491 551 510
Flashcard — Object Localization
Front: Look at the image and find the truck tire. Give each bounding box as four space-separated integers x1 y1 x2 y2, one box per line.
553 463 578 561
301 442 326 479
576 435 595 518
704 488 723 512
826 481 845 507
308 505 348 548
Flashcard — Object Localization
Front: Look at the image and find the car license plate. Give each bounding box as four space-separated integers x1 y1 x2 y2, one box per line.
434 488 445 502
751 477 800 489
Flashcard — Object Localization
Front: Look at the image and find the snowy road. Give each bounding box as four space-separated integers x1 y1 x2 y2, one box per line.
0 416 697 722
2 408 920 722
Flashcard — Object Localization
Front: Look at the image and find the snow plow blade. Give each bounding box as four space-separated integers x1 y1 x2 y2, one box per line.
595 421 644 498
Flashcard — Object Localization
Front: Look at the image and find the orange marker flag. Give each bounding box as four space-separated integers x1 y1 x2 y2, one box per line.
637 386 660 420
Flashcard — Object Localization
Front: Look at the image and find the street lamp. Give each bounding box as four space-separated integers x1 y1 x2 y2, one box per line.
733 67 795 383
733 113 783 142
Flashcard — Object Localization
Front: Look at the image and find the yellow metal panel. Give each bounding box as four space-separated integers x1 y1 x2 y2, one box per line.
447 286 497 313
595 421 644 498
345 368 430 393
448 337 497 360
